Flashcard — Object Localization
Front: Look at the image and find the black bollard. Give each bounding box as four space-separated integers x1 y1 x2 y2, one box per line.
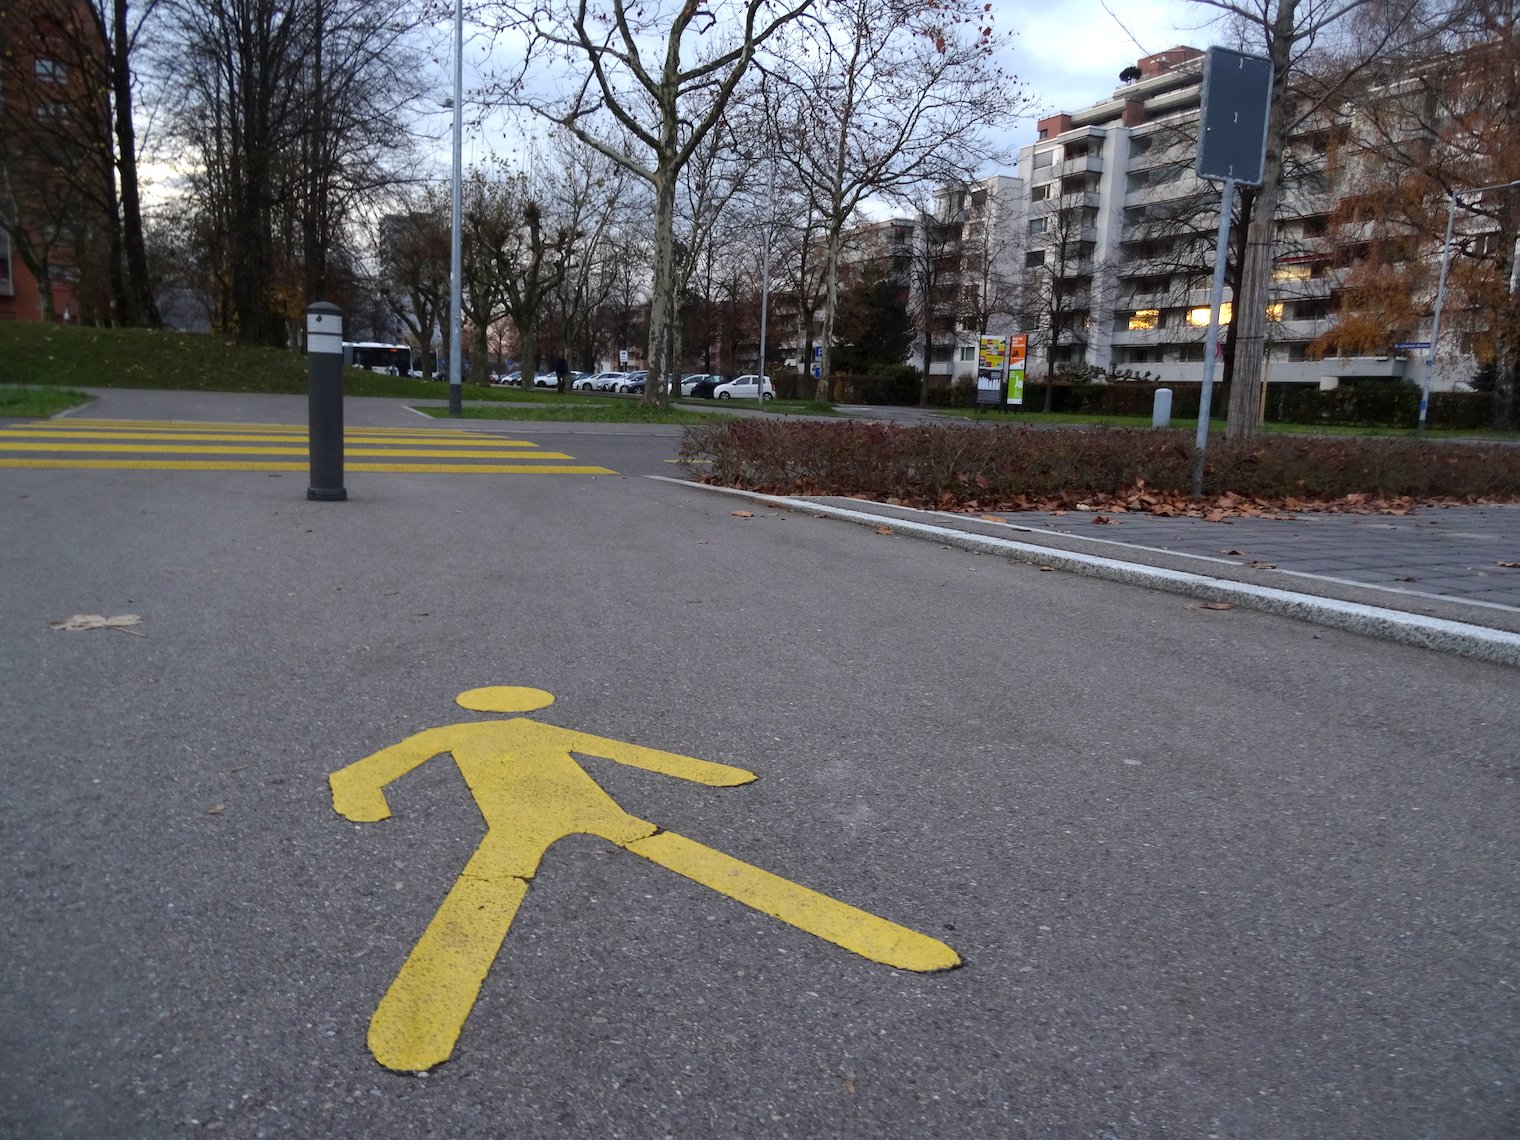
306 301 347 502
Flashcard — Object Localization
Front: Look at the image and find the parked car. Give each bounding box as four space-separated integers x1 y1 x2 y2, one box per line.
490 370 521 387
531 372 559 388
689 375 727 399
713 375 774 400
619 371 647 393
680 373 725 396
580 370 627 391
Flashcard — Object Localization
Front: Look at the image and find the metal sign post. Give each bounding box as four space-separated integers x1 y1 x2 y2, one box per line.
1191 46 1273 496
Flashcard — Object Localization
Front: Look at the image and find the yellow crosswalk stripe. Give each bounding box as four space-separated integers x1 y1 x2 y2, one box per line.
0 430 535 446
3 419 615 475
0 459 614 473
0 442 573 459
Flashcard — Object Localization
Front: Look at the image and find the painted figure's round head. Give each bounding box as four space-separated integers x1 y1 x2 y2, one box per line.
455 686 555 714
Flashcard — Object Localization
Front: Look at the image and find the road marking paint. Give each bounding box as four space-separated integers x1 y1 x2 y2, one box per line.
331 686 958 1072
0 459 613 473
2 430 535 446
0 441 573 459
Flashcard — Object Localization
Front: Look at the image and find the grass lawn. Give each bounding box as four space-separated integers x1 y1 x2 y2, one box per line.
675 398 841 416
1 321 544 402
0 385 93 417
419 401 729 424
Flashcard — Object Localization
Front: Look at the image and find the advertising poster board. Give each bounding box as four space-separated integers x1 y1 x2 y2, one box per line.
1006 334 1027 405
976 336 1007 405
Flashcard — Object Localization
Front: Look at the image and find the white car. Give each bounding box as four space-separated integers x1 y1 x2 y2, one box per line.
713 375 774 400
578 370 626 392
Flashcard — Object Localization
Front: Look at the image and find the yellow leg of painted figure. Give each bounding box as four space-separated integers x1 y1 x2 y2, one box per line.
368 842 530 1072
625 831 960 973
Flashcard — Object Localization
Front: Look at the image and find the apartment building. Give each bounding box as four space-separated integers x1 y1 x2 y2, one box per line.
0 0 106 323
938 46 1436 390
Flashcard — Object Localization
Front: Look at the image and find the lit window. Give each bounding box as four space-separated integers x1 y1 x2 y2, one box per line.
1267 302 1284 321
1188 303 1232 326
1272 264 1311 281
1128 309 1159 331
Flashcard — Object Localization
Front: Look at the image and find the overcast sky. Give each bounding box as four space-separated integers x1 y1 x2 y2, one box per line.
995 0 1215 155
417 0 1220 192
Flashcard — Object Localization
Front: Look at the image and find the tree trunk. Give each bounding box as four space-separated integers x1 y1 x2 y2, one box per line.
112 0 158 327
1225 0 1297 441
644 167 678 404
816 224 845 403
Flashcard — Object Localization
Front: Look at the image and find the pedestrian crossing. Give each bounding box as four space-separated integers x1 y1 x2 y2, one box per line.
0 420 616 475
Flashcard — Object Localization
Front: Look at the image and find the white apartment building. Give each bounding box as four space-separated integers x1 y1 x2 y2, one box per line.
934 45 1440 390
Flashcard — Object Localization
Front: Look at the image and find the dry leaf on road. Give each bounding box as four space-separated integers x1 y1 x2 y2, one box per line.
50 614 145 636
876 526 894 535
730 510 753 518
1201 602 1235 611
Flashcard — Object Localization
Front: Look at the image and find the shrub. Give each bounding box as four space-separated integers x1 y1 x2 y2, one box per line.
678 420 1520 508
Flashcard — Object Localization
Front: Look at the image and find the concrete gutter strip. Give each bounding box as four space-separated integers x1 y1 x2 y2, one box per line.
661 478 1520 669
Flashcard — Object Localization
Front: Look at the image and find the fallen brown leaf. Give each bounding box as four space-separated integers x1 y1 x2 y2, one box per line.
730 510 753 517
876 525 894 535
1249 561 1276 570
50 613 145 636
1221 548 1244 556
1091 515 1112 525
1039 566 1054 572
1499 561 1520 568
979 515 1005 523
207 804 226 815
1201 602 1234 611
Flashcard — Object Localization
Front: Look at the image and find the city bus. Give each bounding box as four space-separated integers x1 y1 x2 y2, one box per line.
343 342 416 375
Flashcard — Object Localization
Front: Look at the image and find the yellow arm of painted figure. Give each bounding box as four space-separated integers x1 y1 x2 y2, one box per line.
556 728 758 787
330 726 456 822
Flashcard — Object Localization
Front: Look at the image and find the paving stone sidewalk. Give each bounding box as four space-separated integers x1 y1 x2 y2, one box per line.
810 496 1520 635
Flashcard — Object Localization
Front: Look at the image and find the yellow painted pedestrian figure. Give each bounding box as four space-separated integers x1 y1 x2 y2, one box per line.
330 686 959 1072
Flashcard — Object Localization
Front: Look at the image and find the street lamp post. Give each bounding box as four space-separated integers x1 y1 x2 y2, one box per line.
446 0 464 418
1423 178 1520 433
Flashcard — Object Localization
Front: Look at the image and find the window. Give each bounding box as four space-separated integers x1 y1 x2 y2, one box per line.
1129 135 1153 158
1025 250 1045 268
1031 184 1050 201
959 346 976 361
1032 149 1055 170
930 345 954 362
1266 302 1285 322
1128 309 1160 331
1027 217 1046 235
37 102 69 122
35 58 66 83
1188 303 1232 326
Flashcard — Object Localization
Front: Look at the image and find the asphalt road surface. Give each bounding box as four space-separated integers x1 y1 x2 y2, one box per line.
3 423 1517 1138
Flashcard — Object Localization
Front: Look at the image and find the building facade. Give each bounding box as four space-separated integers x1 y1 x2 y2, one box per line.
934 46 1462 391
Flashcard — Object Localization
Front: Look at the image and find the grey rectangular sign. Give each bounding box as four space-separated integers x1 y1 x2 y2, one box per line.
1196 47 1273 185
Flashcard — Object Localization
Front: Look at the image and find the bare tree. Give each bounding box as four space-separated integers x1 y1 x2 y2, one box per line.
491 0 814 402
764 0 1029 400
1187 0 1447 437
0 0 160 324
376 184 451 378
161 0 428 344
